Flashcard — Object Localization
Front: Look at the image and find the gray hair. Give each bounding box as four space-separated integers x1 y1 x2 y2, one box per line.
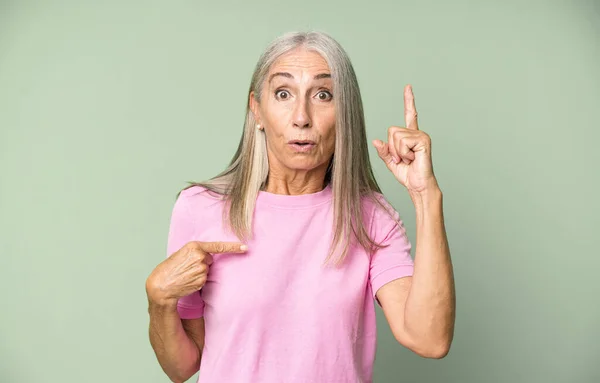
181 30 394 266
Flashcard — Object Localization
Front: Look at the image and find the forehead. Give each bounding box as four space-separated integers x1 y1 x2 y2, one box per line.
269 48 330 74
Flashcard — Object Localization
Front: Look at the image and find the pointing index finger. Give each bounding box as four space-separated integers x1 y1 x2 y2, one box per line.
404 84 419 130
196 241 248 254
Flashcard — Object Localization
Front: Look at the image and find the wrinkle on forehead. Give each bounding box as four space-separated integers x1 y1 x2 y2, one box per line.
270 48 330 77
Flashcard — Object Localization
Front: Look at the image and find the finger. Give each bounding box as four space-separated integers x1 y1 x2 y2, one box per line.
372 139 394 165
196 241 248 254
393 131 417 164
204 252 214 265
404 84 419 131
388 128 402 164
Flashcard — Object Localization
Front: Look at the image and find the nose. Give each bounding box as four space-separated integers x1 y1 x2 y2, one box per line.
292 96 311 129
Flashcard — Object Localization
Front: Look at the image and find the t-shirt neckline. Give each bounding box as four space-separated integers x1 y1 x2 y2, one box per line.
256 183 333 208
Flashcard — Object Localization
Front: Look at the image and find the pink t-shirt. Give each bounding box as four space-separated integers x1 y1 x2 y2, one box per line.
165 183 414 383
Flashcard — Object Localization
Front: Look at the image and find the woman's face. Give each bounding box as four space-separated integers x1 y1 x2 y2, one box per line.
250 48 336 180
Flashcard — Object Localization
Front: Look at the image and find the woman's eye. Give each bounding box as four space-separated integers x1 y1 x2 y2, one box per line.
275 90 332 101
275 90 290 100
316 91 333 101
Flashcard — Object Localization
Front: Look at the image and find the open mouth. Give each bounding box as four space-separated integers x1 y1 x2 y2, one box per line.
289 140 315 145
288 140 316 152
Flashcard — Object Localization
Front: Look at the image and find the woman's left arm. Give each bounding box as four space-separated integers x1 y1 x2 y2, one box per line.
377 184 455 358
372 85 456 358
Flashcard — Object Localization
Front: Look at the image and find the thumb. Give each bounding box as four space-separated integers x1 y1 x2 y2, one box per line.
372 139 394 165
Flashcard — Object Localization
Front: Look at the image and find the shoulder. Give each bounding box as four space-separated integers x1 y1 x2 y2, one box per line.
361 191 403 238
177 184 226 208
361 190 398 221
169 184 227 224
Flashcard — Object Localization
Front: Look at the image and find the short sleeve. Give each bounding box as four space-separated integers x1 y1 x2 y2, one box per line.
166 189 205 319
369 198 414 301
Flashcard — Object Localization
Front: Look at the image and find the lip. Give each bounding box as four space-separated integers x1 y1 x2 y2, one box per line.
288 139 316 145
288 141 316 153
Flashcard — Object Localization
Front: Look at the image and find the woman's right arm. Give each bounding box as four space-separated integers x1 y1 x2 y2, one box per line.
146 240 246 382
148 298 204 383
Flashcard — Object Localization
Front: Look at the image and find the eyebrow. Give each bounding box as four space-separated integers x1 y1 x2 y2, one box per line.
268 72 331 83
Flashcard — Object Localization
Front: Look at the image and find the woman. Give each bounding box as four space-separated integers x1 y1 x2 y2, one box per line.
146 31 455 383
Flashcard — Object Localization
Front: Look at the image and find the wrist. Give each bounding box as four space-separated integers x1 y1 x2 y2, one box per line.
409 183 442 204
145 278 178 310
147 295 179 314
410 186 443 223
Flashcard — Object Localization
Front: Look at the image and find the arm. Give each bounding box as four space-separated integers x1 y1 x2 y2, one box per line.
377 186 455 358
148 188 206 382
147 297 205 383
372 85 455 358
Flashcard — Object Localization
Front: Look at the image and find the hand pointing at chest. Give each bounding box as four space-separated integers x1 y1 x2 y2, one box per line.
146 241 248 307
373 85 439 195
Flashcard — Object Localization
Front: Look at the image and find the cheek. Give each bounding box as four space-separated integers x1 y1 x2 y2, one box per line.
263 126 288 155
326 135 336 156
264 99 292 120
321 110 336 141
324 125 336 151
314 132 335 160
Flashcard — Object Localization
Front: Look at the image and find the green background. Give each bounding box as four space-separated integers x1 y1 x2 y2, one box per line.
1 1 598 382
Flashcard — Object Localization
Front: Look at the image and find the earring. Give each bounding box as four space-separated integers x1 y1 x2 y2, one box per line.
256 124 262 130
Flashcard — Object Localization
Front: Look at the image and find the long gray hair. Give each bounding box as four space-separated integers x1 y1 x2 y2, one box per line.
180 31 395 266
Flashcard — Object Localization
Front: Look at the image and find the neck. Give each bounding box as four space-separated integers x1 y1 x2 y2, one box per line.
263 171 327 196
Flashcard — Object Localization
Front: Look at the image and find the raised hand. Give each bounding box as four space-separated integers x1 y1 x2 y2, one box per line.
373 84 438 195
146 241 247 306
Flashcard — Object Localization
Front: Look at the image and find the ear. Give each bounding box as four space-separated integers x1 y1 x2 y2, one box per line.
249 91 260 123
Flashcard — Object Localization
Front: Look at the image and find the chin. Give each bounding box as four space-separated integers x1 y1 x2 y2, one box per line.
286 159 324 171
287 164 317 171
